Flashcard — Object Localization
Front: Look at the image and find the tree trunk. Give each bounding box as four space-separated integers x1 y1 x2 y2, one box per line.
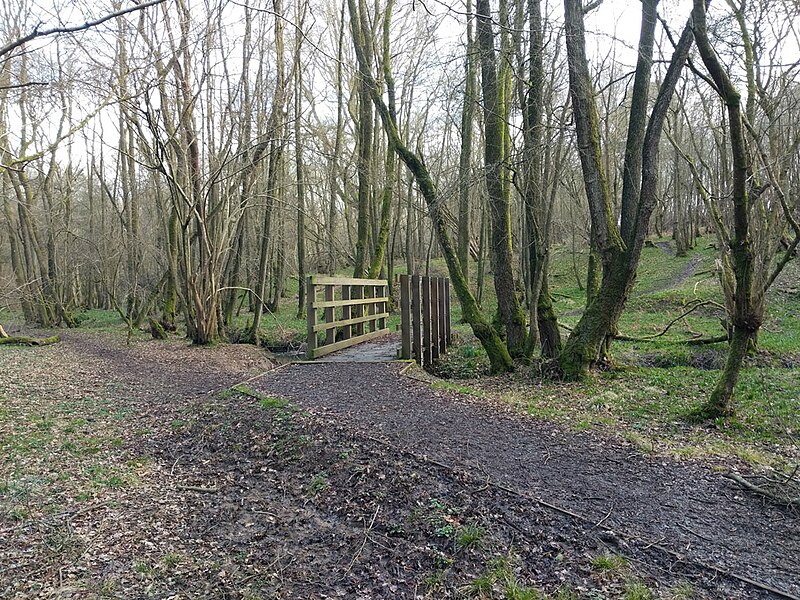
347 0 512 373
294 4 307 318
249 0 287 344
352 0 374 278
457 0 476 284
692 0 761 417
560 0 694 378
476 0 527 358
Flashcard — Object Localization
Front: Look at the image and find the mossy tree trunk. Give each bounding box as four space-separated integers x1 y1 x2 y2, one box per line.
520 0 561 359
352 0 374 278
367 0 397 279
476 0 528 358
347 0 513 373
457 0 476 288
692 0 761 417
560 0 694 378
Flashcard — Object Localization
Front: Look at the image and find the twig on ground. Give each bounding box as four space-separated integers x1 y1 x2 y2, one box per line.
338 505 381 581
176 484 218 493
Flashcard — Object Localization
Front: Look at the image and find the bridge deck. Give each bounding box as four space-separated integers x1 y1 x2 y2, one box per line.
312 332 401 362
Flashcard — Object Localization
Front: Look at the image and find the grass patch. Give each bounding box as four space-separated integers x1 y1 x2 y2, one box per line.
456 523 486 550
462 552 542 599
590 552 628 575
221 384 290 409
431 380 485 398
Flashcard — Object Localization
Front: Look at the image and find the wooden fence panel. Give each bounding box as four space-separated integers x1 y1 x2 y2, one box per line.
306 275 390 359
399 274 452 367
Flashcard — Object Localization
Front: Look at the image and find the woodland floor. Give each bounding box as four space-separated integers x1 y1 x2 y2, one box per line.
0 330 798 599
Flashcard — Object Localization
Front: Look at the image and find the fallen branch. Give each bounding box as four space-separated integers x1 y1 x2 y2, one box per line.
724 472 799 508
0 335 60 346
616 299 725 343
686 334 729 345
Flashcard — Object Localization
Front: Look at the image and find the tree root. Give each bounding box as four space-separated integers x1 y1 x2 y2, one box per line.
0 335 60 346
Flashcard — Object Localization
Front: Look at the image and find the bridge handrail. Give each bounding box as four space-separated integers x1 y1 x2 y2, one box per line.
306 275 390 359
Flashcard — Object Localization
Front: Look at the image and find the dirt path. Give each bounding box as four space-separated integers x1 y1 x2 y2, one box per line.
253 361 800 598
563 243 704 317
2 332 797 599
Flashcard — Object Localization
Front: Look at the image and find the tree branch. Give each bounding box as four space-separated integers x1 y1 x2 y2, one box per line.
0 0 166 59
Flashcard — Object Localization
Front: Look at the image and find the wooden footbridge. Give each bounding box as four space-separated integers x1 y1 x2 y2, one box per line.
305 274 452 365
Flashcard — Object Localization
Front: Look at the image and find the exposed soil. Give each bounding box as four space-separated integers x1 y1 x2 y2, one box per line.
253 362 800 598
1 331 798 599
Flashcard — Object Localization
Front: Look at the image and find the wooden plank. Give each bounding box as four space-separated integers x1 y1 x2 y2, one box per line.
411 274 422 365
310 275 389 287
383 284 389 329
305 277 317 359
431 277 440 360
445 278 451 346
399 275 411 359
353 285 364 336
324 284 335 345
421 276 431 367
311 296 388 309
437 278 446 355
367 286 376 332
313 312 390 333
309 327 390 359
341 285 352 340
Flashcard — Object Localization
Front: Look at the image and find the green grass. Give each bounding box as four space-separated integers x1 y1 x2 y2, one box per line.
221 384 290 409
461 552 544 599
433 238 800 465
307 472 330 496
590 552 628 574
456 523 486 550
431 380 485 398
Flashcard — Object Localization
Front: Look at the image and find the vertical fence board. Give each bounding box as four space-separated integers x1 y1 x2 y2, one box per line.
399 274 451 367
324 285 335 345
437 278 446 355
378 284 391 329
411 274 422 365
430 277 440 360
367 285 377 332
353 285 364 336
445 279 451 345
421 276 431 367
400 275 411 359
341 285 352 340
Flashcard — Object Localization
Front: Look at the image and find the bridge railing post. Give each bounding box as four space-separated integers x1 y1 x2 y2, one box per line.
306 276 317 359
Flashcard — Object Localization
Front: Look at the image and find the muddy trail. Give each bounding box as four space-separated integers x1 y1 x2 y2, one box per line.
253 361 800 599
1 332 797 599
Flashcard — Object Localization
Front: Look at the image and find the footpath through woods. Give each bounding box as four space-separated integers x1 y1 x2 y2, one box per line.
1 331 798 598
253 360 800 598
